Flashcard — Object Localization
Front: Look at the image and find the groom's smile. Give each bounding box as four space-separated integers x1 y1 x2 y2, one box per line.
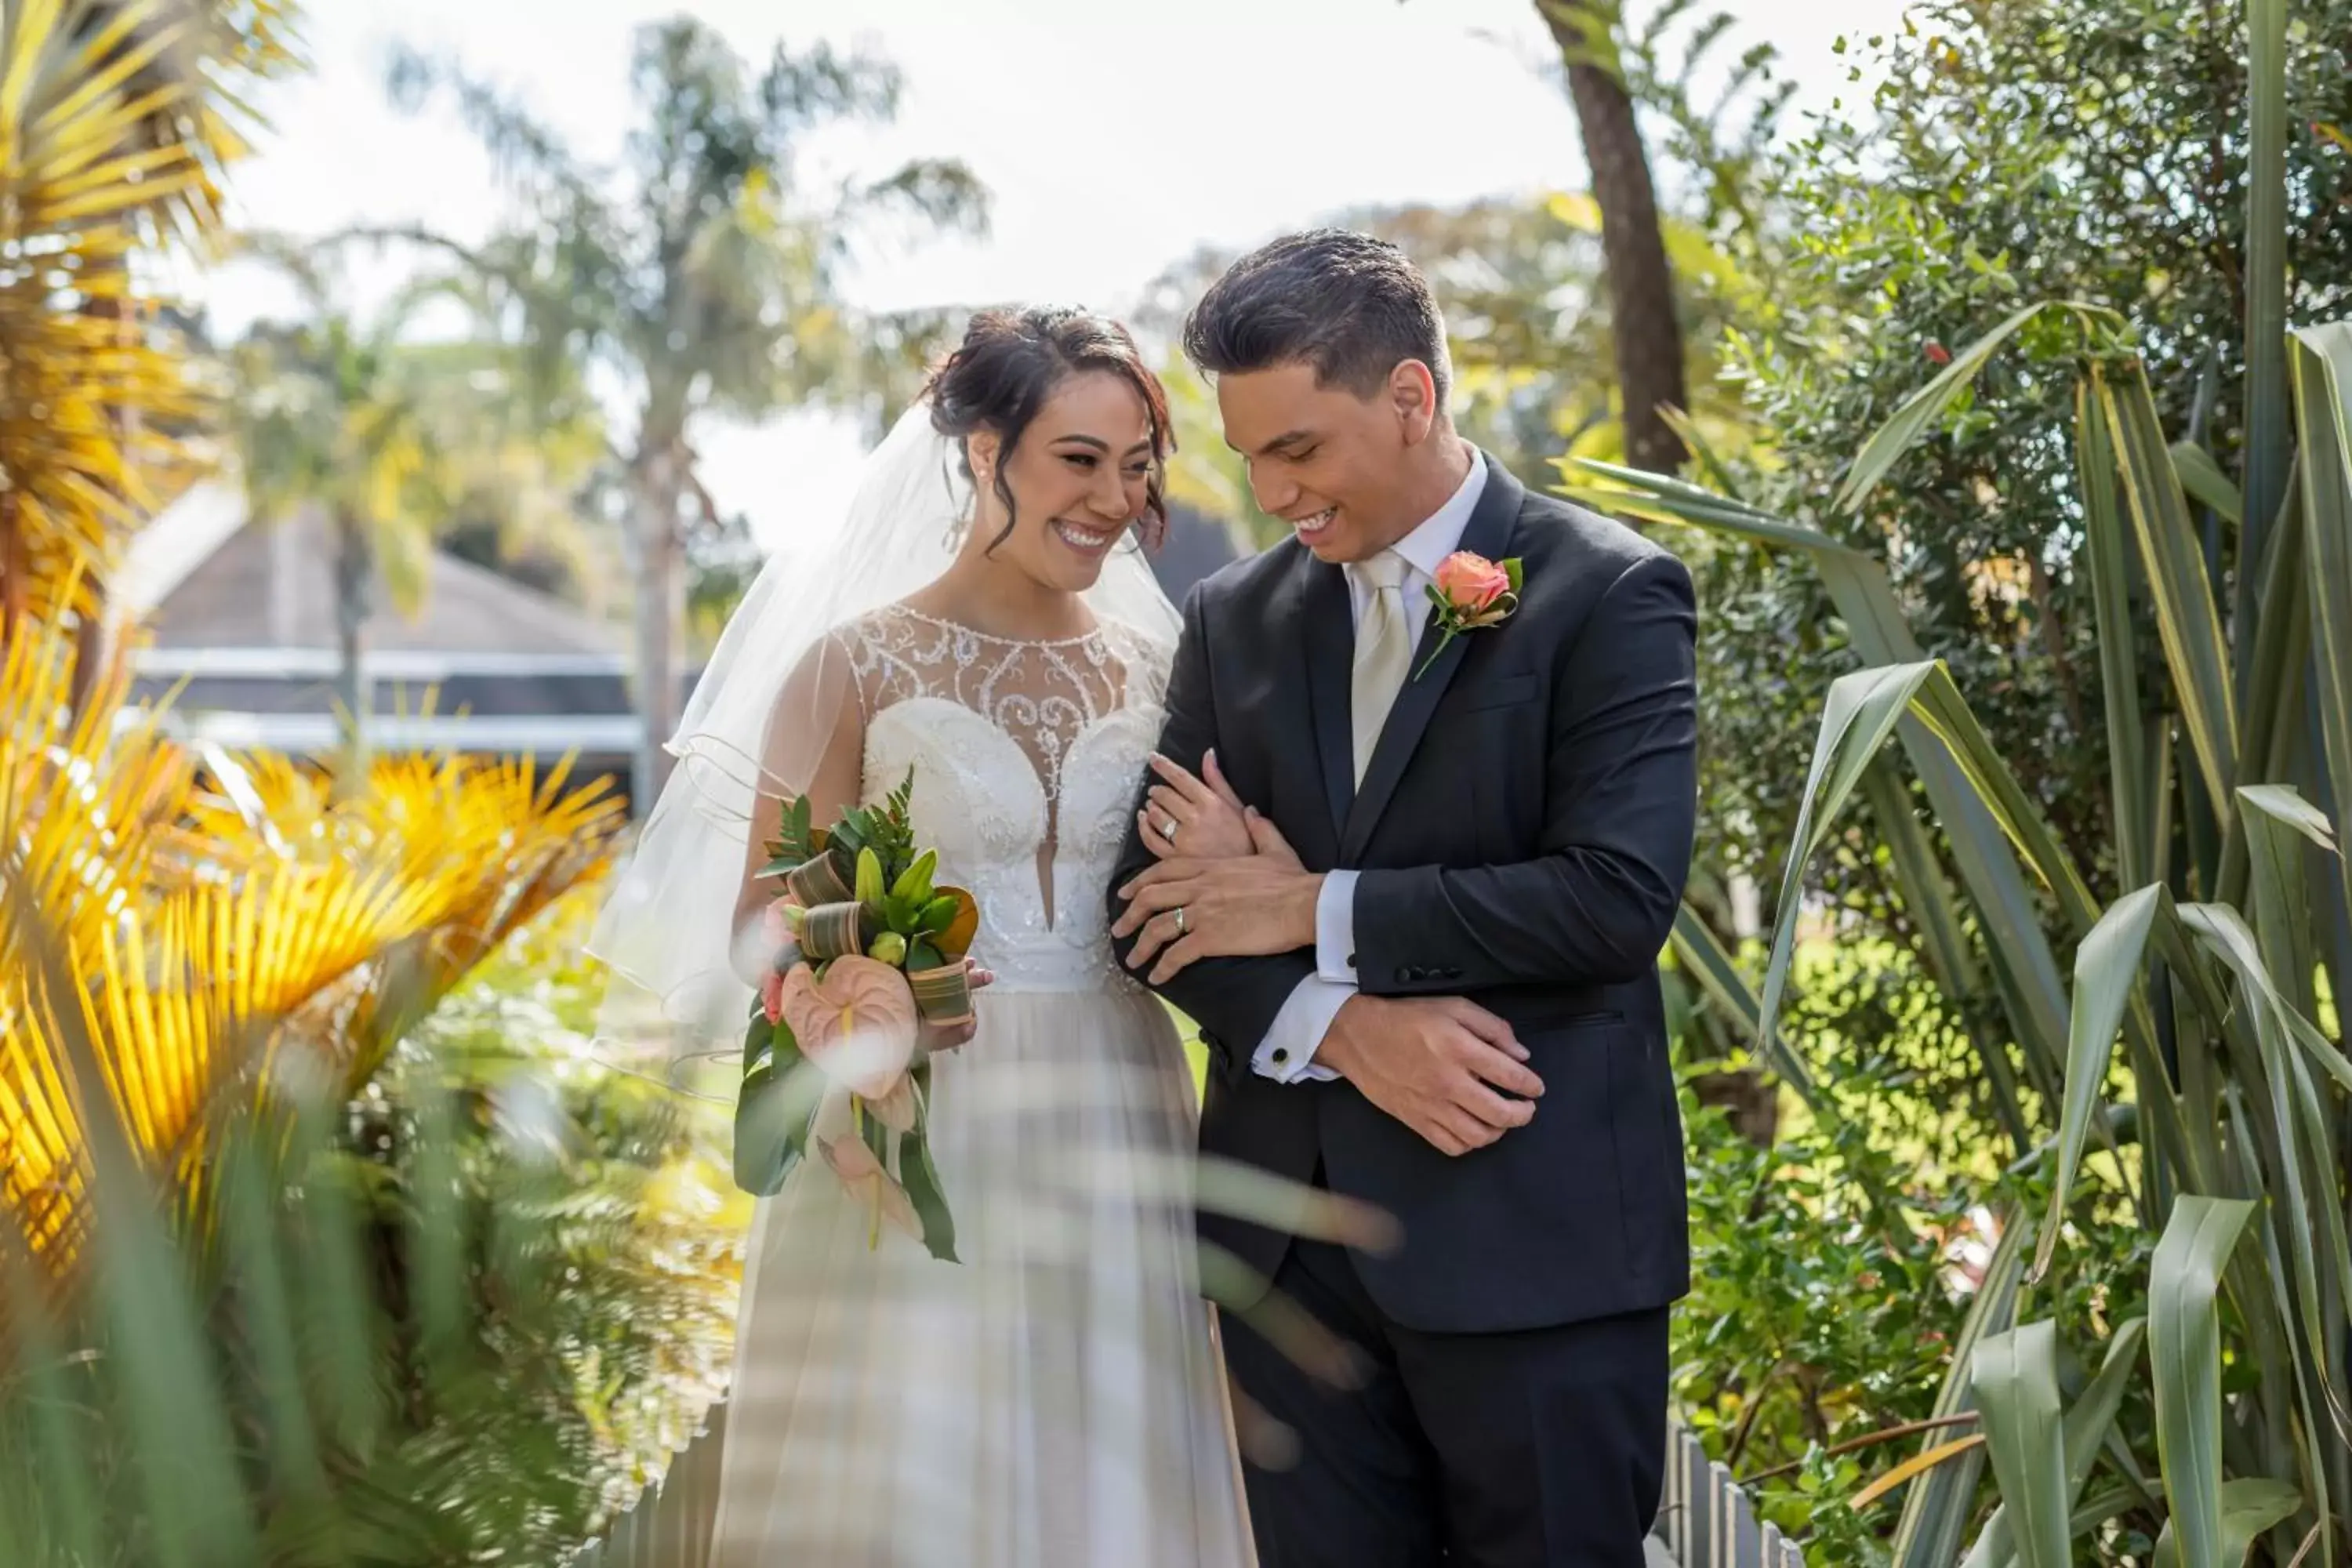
1288 503 1339 545
1211 359 1458 566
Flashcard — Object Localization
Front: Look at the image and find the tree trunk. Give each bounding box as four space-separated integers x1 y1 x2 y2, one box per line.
331 508 374 786
627 460 685 812
1541 0 1688 476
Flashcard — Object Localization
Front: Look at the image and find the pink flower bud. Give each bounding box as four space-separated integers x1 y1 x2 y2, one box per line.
1433 551 1512 613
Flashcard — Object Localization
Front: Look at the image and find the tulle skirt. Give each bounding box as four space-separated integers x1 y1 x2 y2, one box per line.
704 983 1254 1568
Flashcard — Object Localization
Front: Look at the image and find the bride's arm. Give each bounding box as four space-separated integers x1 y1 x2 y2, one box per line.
727 637 865 989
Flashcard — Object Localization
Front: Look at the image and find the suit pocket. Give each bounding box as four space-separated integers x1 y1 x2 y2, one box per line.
1459 670 1539 712
1499 999 1624 1035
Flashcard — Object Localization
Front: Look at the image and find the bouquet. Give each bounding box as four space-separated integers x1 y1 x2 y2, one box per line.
737 768 977 1262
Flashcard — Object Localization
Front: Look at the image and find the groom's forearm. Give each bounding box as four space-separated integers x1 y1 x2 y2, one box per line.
1131 951 1323 1073
1354 554 1697 995
1351 849 1684 993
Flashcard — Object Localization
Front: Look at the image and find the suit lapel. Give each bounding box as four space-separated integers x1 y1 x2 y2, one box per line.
1340 456 1525 865
1298 551 1356 842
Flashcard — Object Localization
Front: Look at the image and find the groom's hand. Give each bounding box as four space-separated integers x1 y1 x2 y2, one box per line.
1114 814 1320 983
1318 995 1544 1157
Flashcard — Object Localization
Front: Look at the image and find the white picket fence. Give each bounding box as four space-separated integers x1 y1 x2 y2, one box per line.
1653 1422 1807 1568
571 1400 726 1568
572 1406 1801 1568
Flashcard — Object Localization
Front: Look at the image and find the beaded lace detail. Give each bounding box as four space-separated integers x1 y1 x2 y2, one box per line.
839 604 1170 990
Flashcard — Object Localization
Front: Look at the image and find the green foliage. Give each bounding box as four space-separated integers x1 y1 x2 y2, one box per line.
1690 0 2352 913
347 946 739 1559
3 893 742 1566
1675 1082 1965 1487
1570 5 2352 1552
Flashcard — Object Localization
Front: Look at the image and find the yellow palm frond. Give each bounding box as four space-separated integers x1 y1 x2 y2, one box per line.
0 0 299 630
1 612 625 1287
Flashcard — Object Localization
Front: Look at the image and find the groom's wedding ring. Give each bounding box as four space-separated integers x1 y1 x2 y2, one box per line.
1173 906 1189 935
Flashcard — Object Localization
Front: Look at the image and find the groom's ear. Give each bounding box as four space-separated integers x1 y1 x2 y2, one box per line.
1386 360 1441 444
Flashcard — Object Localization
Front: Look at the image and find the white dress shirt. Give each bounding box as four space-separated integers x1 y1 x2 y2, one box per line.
1251 451 1490 1083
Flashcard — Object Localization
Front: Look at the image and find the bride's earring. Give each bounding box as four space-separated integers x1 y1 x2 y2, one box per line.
945 468 983 549
949 435 997 549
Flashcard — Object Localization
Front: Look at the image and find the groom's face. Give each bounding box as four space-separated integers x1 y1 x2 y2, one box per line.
1215 360 1427 565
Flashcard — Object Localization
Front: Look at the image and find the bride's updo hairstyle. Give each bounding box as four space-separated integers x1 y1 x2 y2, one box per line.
924 307 1175 556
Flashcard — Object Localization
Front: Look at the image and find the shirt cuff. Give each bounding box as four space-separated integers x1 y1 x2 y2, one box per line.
1316 869 1359 984
1251 976 1352 1083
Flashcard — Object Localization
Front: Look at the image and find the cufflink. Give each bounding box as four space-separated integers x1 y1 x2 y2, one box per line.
1272 1047 1290 1065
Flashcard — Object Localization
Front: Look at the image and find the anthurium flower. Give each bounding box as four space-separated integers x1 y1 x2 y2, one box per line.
812 1094 921 1242
775 954 920 1103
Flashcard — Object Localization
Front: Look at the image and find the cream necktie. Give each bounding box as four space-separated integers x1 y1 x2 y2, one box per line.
1349 550 1414 784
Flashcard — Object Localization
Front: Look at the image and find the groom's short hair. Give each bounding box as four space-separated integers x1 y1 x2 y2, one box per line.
1182 229 1450 407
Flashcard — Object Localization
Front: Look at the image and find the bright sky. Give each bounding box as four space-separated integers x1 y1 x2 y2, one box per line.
191 0 1915 553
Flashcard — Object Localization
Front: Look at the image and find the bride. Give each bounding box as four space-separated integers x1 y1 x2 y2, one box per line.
590 307 1256 1566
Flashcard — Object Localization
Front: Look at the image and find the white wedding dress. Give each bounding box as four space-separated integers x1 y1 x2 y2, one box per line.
704 604 1255 1568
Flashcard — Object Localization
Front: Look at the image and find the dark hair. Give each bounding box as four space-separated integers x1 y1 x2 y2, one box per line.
1181 228 1449 405
924 307 1174 554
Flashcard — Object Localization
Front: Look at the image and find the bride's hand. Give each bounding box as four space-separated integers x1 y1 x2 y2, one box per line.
918 959 994 1054
1138 750 1255 861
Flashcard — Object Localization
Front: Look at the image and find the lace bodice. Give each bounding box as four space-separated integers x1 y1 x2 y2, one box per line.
841 604 1169 993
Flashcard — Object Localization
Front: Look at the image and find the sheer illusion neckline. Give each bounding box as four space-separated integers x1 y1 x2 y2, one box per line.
845 604 1148 935
886 602 1107 651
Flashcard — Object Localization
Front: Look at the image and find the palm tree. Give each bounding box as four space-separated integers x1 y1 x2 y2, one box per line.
383 19 989 804
226 245 610 772
0 0 297 655
1535 0 1688 475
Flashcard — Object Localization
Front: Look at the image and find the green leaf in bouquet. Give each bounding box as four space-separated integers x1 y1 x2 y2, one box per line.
782 851 855 909
892 848 938 905
907 937 946 973
856 1093 892 1167
764 792 822 873
916 895 959 935
933 886 982 957
855 847 887 906
899 1063 961 1264
800 901 870 962
832 808 873 858
735 1017 814 1197
869 767 919 869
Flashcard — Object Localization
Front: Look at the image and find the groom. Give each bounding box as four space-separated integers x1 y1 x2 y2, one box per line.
1108 230 1698 1566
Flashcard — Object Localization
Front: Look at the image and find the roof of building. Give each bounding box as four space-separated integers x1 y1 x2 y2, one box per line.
116 481 1244 784
123 481 622 658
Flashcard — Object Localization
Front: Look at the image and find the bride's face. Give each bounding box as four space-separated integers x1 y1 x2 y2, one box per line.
969 370 1156 594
